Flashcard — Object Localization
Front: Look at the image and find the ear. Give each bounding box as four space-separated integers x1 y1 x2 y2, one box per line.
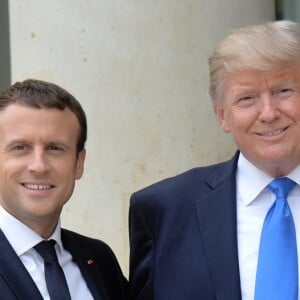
213 104 231 133
75 148 86 180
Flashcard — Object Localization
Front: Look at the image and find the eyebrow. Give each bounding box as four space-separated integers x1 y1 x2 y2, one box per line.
4 139 71 151
4 139 28 149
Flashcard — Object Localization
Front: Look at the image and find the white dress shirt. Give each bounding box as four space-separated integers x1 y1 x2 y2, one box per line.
237 153 300 300
0 206 94 300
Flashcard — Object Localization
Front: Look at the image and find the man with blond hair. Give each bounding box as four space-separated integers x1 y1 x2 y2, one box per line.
129 20 300 300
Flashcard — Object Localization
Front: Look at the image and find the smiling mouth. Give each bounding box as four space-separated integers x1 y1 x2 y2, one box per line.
258 127 288 137
22 184 53 190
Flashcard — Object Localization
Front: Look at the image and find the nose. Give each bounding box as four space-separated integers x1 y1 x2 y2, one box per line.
258 94 280 123
27 150 49 174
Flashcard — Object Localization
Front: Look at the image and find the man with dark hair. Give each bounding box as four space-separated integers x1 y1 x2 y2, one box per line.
0 79 127 299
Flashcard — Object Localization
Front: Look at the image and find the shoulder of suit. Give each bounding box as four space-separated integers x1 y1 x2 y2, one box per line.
61 228 113 253
134 159 233 195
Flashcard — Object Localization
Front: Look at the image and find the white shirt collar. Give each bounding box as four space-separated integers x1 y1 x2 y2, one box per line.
0 205 63 256
236 153 300 206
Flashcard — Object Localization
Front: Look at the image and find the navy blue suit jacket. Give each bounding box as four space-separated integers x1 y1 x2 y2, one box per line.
0 228 127 300
129 152 242 300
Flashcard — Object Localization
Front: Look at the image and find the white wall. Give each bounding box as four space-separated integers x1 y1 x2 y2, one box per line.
9 0 275 275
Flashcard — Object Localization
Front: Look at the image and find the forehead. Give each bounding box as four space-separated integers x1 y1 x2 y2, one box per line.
0 104 80 143
224 66 300 95
225 66 300 90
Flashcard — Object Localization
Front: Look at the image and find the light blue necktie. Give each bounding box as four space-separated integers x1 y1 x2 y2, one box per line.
254 177 298 300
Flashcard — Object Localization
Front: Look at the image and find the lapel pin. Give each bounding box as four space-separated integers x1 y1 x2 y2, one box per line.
87 259 94 265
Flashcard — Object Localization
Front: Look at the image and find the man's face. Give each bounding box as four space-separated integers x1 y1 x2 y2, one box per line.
214 66 300 176
0 104 85 236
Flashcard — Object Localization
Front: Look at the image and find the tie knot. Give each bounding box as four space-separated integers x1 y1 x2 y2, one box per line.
267 177 296 199
34 240 58 262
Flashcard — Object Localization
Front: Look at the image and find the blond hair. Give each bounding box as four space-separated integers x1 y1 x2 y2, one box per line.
208 20 300 103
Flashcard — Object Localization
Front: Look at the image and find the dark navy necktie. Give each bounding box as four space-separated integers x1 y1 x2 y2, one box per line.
254 177 298 300
34 240 72 300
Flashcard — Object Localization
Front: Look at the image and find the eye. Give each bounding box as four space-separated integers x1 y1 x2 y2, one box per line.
240 95 255 101
7 144 30 155
236 94 256 106
273 88 293 99
12 144 29 151
47 144 64 151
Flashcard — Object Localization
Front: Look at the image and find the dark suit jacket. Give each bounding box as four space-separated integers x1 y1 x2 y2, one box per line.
0 228 128 300
129 152 242 300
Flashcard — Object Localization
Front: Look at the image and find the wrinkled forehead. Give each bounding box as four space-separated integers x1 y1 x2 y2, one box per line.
216 66 300 103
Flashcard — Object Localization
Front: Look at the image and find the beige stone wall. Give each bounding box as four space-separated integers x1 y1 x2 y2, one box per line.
9 0 275 275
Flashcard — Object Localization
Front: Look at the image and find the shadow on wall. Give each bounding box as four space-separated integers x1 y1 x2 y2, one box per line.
276 0 300 22
0 0 11 90
0 0 11 89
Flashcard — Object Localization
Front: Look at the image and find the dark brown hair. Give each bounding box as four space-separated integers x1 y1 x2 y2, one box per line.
0 79 87 152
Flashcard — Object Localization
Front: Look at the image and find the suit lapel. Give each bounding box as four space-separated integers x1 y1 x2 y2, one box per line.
195 152 242 300
0 230 43 300
61 230 109 300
